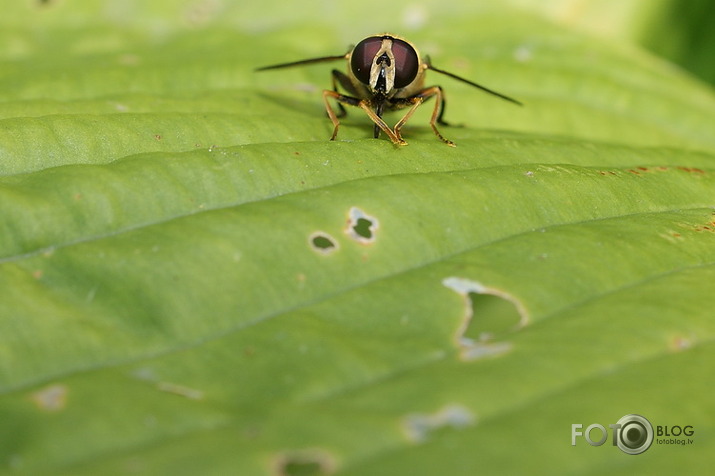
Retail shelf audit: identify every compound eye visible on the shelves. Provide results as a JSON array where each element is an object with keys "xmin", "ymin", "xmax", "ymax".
[
  {"xmin": 350, "ymin": 37, "xmax": 382, "ymax": 84},
  {"xmin": 391, "ymin": 38, "xmax": 419, "ymax": 88}
]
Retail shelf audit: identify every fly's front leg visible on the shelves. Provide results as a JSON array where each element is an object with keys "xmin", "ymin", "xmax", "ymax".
[
  {"xmin": 323, "ymin": 90, "xmax": 406, "ymax": 145},
  {"xmin": 358, "ymin": 101, "xmax": 407, "ymax": 145},
  {"xmin": 323, "ymin": 90, "xmax": 361, "ymax": 141},
  {"xmin": 392, "ymin": 96, "xmax": 424, "ymax": 145},
  {"xmin": 416, "ymin": 86, "xmax": 456, "ymax": 146},
  {"xmin": 392, "ymin": 86, "xmax": 455, "ymax": 146},
  {"xmin": 436, "ymin": 87, "xmax": 450, "ymax": 126},
  {"xmin": 331, "ymin": 69, "xmax": 356, "ymax": 118}
]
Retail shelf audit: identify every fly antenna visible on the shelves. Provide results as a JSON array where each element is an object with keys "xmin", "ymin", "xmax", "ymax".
[
  {"xmin": 256, "ymin": 54, "xmax": 349, "ymax": 72},
  {"xmin": 427, "ymin": 63, "xmax": 522, "ymax": 106}
]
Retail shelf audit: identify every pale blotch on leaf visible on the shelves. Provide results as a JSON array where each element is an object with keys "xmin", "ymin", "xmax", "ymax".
[
  {"xmin": 513, "ymin": 45, "xmax": 534, "ymax": 63},
  {"xmin": 402, "ymin": 4, "xmax": 429, "ymax": 29},
  {"xmin": 442, "ymin": 277, "xmax": 528, "ymax": 361},
  {"xmin": 669, "ymin": 335, "xmax": 693, "ymax": 352},
  {"xmin": 309, "ymin": 232, "xmax": 339, "ymax": 255},
  {"xmin": 30, "ymin": 384, "xmax": 68, "ymax": 412},
  {"xmin": 132, "ymin": 368, "xmax": 204, "ymax": 400},
  {"xmin": 402, "ymin": 404, "xmax": 475, "ymax": 443},
  {"xmin": 271, "ymin": 448, "xmax": 337, "ymax": 476},
  {"xmin": 345, "ymin": 207, "xmax": 378, "ymax": 244},
  {"xmin": 156, "ymin": 382, "xmax": 204, "ymax": 400}
]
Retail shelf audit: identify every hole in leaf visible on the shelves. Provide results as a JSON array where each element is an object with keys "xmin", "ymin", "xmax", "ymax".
[
  {"xmin": 345, "ymin": 207, "xmax": 378, "ymax": 244},
  {"xmin": 272, "ymin": 449, "xmax": 336, "ymax": 476},
  {"xmin": 443, "ymin": 277, "xmax": 528, "ymax": 361},
  {"xmin": 465, "ymin": 293, "xmax": 522, "ymax": 342},
  {"xmin": 353, "ymin": 218, "xmax": 373, "ymax": 239},
  {"xmin": 309, "ymin": 232, "xmax": 338, "ymax": 255},
  {"xmin": 284, "ymin": 461, "xmax": 321, "ymax": 476},
  {"xmin": 312, "ymin": 235, "xmax": 335, "ymax": 250}
]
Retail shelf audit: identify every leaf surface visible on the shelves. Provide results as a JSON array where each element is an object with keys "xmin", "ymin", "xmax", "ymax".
[{"xmin": 1, "ymin": 2, "xmax": 714, "ymax": 475}]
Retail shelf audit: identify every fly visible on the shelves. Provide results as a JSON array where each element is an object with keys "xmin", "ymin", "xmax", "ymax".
[{"xmin": 256, "ymin": 34, "xmax": 522, "ymax": 146}]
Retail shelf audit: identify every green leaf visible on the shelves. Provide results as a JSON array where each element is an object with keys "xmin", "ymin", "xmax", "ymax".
[{"xmin": 1, "ymin": 2, "xmax": 714, "ymax": 475}]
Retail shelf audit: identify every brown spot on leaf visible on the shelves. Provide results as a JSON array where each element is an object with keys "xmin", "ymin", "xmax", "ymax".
[{"xmin": 677, "ymin": 166, "xmax": 705, "ymax": 174}]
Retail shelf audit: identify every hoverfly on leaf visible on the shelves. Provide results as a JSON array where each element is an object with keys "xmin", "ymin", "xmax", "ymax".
[{"xmin": 257, "ymin": 34, "xmax": 521, "ymax": 146}]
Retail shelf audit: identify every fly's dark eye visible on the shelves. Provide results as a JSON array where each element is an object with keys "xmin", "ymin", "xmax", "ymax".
[
  {"xmin": 391, "ymin": 38, "xmax": 419, "ymax": 88},
  {"xmin": 351, "ymin": 37, "xmax": 382, "ymax": 84}
]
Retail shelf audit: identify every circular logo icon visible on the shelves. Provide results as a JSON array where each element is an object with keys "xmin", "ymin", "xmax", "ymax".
[{"xmin": 615, "ymin": 414, "xmax": 653, "ymax": 455}]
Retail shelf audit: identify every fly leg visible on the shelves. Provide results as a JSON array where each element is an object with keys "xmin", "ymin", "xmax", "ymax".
[
  {"xmin": 323, "ymin": 90, "xmax": 405, "ymax": 145},
  {"xmin": 393, "ymin": 86, "xmax": 456, "ymax": 146}
]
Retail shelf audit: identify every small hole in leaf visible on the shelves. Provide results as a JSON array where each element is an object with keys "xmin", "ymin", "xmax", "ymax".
[
  {"xmin": 353, "ymin": 218, "xmax": 373, "ymax": 239},
  {"xmin": 309, "ymin": 232, "xmax": 338, "ymax": 255},
  {"xmin": 345, "ymin": 207, "xmax": 378, "ymax": 244},
  {"xmin": 283, "ymin": 461, "xmax": 322, "ymax": 476},
  {"xmin": 273, "ymin": 450, "xmax": 336, "ymax": 476},
  {"xmin": 312, "ymin": 235, "xmax": 335, "ymax": 249}
]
